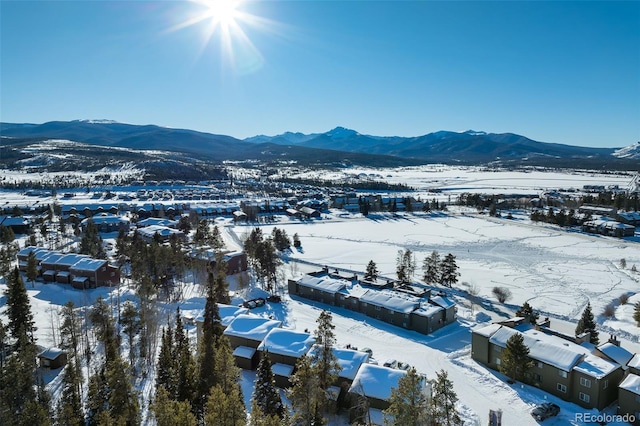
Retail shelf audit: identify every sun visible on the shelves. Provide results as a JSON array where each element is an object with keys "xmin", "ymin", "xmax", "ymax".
[{"xmin": 200, "ymin": 0, "xmax": 240, "ymax": 28}]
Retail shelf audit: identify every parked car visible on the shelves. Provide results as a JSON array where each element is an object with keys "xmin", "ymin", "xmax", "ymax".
[{"xmin": 530, "ymin": 402, "xmax": 560, "ymax": 421}]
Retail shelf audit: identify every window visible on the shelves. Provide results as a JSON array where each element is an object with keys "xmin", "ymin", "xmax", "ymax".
[
  {"xmin": 375, "ymin": 305, "xmax": 381, "ymax": 311},
  {"xmin": 558, "ymin": 370, "xmax": 568, "ymax": 378},
  {"xmin": 536, "ymin": 361, "xmax": 543, "ymax": 369},
  {"xmin": 495, "ymin": 358, "xmax": 501, "ymax": 365},
  {"xmin": 534, "ymin": 374, "xmax": 542, "ymax": 383},
  {"xmin": 603, "ymin": 380, "xmax": 608, "ymax": 389},
  {"xmin": 580, "ymin": 377, "xmax": 591, "ymax": 388},
  {"xmin": 557, "ymin": 383, "xmax": 567, "ymax": 393},
  {"xmin": 494, "ymin": 347, "xmax": 502, "ymax": 353},
  {"xmin": 579, "ymin": 392, "xmax": 590, "ymax": 403}
]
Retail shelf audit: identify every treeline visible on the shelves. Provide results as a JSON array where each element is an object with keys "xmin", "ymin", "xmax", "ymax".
[{"xmin": 276, "ymin": 176, "xmax": 413, "ymax": 191}]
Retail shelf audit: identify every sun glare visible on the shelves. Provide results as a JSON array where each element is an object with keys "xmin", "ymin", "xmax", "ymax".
[{"xmin": 166, "ymin": 0, "xmax": 272, "ymax": 74}]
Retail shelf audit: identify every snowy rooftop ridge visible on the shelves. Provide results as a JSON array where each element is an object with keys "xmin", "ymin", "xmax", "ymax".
[
  {"xmin": 257, "ymin": 328, "xmax": 316, "ymax": 357},
  {"xmin": 620, "ymin": 373, "xmax": 640, "ymax": 395},
  {"xmin": 223, "ymin": 314, "xmax": 282, "ymax": 340},
  {"xmin": 349, "ymin": 363, "xmax": 407, "ymax": 401}
]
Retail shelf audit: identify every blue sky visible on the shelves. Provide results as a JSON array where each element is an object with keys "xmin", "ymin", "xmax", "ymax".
[{"xmin": 1, "ymin": 1, "xmax": 639, "ymax": 148}]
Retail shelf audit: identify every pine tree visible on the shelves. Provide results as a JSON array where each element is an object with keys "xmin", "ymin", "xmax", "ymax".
[
  {"xmin": 383, "ymin": 367, "xmax": 429, "ymax": 426},
  {"xmin": 396, "ymin": 249, "xmax": 415, "ymax": 283},
  {"xmin": 210, "ymin": 225, "xmax": 225, "ymax": 249},
  {"xmin": 364, "ymin": 260, "xmax": 378, "ymax": 282},
  {"xmin": 89, "ymin": 296, "xmax": 117, "ymax": 362},
  {"xmin": 422, "ymin": 250, "xmax": 440, "ymax": 285},
  {"xmin": 152, "ymin": 386, "xmax": 197, "ymax": 426},
  {"xmin": 249, "ymin": 402, "xmax": 288, "ymax": 426},
  {"xmin": 429, "ymin": 369, "xmax": 462, "ymax": 426},
  {"xmin": 214, "ymin": 336, "xmax": 242, "ymax": 395},
  {"xmin": 86, "ymin": 367, "xmax": 108, "ymax": 425},
  {"xmin": 293, "ymin": 233, "xmax": 301, "ymax": 249},
  {"xmin": 120, "ymin": 300, "xmax": 140, "ymax": 368},
  {"xmin": 195, "ymin": 272, "xmax": 223, "ymax": 419},
  {"xmin": 156, "ymin": 325, "xmax": 176, "ymax": 397},
  {"xmin": 312, "ymin": 310, "xmax": 341, "ymax": 392},
  {"xmin": 174, "ymin": 309, "xmax": 197, "ymax": 403},
  {"xmin": 105, "ymin": 355, "xmax": 140, "ymax": 425},
  {"xmin": 515, "ymin": 302, "xmax": 539, "ymax": 324},
  {"xmin": 26, "ymin": 250, "xmax": 38, "ymax": 286},
  {"xmin": 439, "ymin": 253, "xmax": 460, "ymax": 287},
  {"xmin": 213, "ymin": 252, "xmax": 231, "ymax": 304},
  {"xmin": 204, "ymin": 385, "xmax": 246, "ymax": 426},
  {"xmin": 634, "ymin": 302, "xmax": 640, "ymax": 327},
  {"xmin": 4, "ymin": 267, "xmax": 36, "ymax": 339},
  {"xmin": 575, "ymin": 302, "xmax": 599, "ymax": 345},
  {"xmin": 288, "ymin": 355, "xmax": 325, "ymax": 426},
  {"xmin": 56, "ymin": 359, "xmax": 84, "ymax": 426},
  {"xmin": 251, "ymin": 351, "xmax": 285, "ymax": 419},
  {"xmin": 500, "ymin": 333, "xmax": 533, "ymax": 382}
]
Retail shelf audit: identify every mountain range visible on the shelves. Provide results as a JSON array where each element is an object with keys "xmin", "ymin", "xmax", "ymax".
[{"xmin": 1, "ymin": 120, "xmax": 639, "ymax": 170}]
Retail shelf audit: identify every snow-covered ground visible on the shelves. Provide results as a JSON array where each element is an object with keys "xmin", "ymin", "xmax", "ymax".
[{"xmin": 1, "ymin": 166, "xmax": 639, "ymax": 424}]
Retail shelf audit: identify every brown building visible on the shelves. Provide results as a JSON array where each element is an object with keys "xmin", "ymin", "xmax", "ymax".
[{"xmin": 618, "ymin": 373, "xmax": 640, "ymax": 425}]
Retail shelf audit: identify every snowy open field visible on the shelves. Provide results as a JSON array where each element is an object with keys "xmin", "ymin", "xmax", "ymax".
[{"xmin": 1, "ymin": 166, "xmax": 639, "ymax": 425}]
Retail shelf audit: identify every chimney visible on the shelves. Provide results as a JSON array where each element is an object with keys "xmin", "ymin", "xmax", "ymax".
[{"xmin": 608, "ymin": 334, "xmax": 620, "ymax": 347}]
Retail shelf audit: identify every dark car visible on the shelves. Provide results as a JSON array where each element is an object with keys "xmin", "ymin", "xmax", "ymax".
[{"xmin": 531, "ymin": 402, "xmax": 560, "ymax": 421}]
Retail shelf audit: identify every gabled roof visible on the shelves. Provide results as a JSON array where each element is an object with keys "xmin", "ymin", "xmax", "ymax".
[
  {"xmin": 597, "ymin": 342, "xmax": 634, "ymax": 368},
  {"xmin": 431, "ymin": 295, "xmax": 455, "ymax": 309},
  {"xmin": 223, "ymin": 314, "xmax": 281, "ymax": 341},
  {"xmin": 257, "ymin": 328, "xmax": 315, "ymax": 358},
  {"xmin": 573, "ymin": 354, "xmax": 619, "ymax": 379},
  {"xmin": 349, "ymin": 363, "xmax": 406, "ymax": 401},
  {"xmin": 620, "ymin": 373, "xmax": 640, "ymax": 396},
  {"xmin": 360, "ymin": 289, "xmax": 419, "ymax": 313},
  {"xmin": 488, "ymin": 326, "xmax": 587, "ymax": 372},
  {"xmin": 298, "ymin": 275, "xmax": 347, "ymax": 294},
  {"xmin": 307, "ymin": 345, "xmax": 370, "ymax": 381},
  {"xmin": 70, "ymin": 257, "xmax": 107, "ymax": 272},
  {"xmin": 38, "ymin": 347, "xmax": 66, "ymax": 360},
  {"xmin": 628, "ymin": 353, "xmax": 640, "ymax": 370}
]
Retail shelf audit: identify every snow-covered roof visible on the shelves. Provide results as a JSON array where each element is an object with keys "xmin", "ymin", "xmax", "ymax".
[
  {"xmin": 137, "ymin": 225, "xmax": 183, "ymax": 238},
  {"xmin": 573, "ymin": 354, "xmax": 619, "ymax": 379},
  {"xmin": 598, "ymin": 342, "xmax": 634, "ymax": 368},
  {"xmin": 298, "ymin": 274, "xmax": 347, "ymax": 294},
  {"xmin": 628, "ymin": 353, "xmax": 640, "ymax": 370},
  {"xmin": 232, "ymin": 346, "xmax": 256, "ymax": 359},
  {"xmin": 137, "ymin": 217, "xmax": 176, "ymax": 227},
  {"xmin": 619, "ymin": 373, "xmax": 640, "ymax": 395},
  {"xmin": 70, "ymin": 257, "xmax": 107, "ymax": 272},
  {"xmin": 218, "ymin": 304, "xmax": 250, "ymax": 327},
  {"xmin": 349, "ymin": 363, "xmax": 406, "ymax": 401},
  {"xmin": 489, "ymin": 326, "xmax": 587, "ymax": 372},
  {"xmin": 38, "ymin": 347, "xmax": 65, "ymax": 360},
  {"xmin": 360, "ymin": 289, "xmax": 419, "ymax": 313},
  {"xmin": 57, "ymin": 253, "xmax": 89, "ymax": 266},
  {"xmin": 473, "ymin": 323, "xmax": 502, "ymax": 338},
  {"xmin": 81, "ymin": 214, "xmax": 128, "ymax": 225},
  {"xmin": 272, "ymin": 363, "xmax": 294, "ymax": 378},
  {"xmin": 223, "ymin": 314, "xmax": 282, "ymax": 341},
  {"xmin": 307, "ymin": 345, "xmax": 370, "ymax": 380},
  {"xmin": 430, "ymin": 295, "xmax": 455, "ymax": 309},
  {"xmin": 257, "ymin": 328, "xmax": 315, "ymax": 358},
  {"xmin": 413, "ymin": 304, "xmax": 444, "ymax": 318}
]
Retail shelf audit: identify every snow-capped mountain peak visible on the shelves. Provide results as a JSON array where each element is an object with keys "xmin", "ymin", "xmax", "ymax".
[{"xmin": 613, "ymin": 141, "xmax": 640, "ymax": 159}]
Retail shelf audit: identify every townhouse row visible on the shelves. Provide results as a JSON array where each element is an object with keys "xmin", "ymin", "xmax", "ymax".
[
  {"xmin": 472, "ymin": 317, "xmax": 640, "ymax": 423},
  {"xmin": 287, "ymin": 268, "xmax": 457, "ymax": 335}
]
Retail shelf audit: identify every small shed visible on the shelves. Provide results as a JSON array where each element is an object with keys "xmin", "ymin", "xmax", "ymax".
[{"xmin": 38, "ymin": 347, "xmax": 67, "ymax": 369}]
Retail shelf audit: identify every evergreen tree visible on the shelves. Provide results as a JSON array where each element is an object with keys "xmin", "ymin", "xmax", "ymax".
[
  {"xmin": 429, "ymin": 369, "xmax": 462, "ymax": 426},
  {"xmin": 515, "ymin": 302, "xmax": 540, "ymax": 324},
  {"xmin": 634, "ymin": 302, "xmax": 640, "ymax": 327},
  {"xmin": 249, "ymin": 402, "xmax": 288, "ymax": 426},
  {"xmin": 25, "ymin": 251, "xmax": 38, "ymax": 286},
  {"xmin": 89, "ymin": 296, "xmax": 117, "ymax": 362},
  {"xmin": 251, "ymin": 351, "xmax": 285, "ymax": 419},
  {"xmin": 214, "ymin": 336, "xmax": 242, "ymax": 396},
  {"xmin": 120, "ymin": 301, "xmax": 140, "ymax": 368},
  {"xmin": 151, "ymin": 386, "xmax": 197, "ymax": 426},
  {"xmin": 383, "ymin": 367, "xmax": 429, "ymax": 426},
  {"xmin": 364, "ymin": 260, "xmax": 378, "ymax": 282},
  {"xmin": 500, "ymin": 333, "xmax": 533, "ymax": 383},
  {"xmin": 575, "ymin": 302, "xmax": 599, "ymax": 345},
  {"xmin": 255, "ymin": 238, "xmax": 281, "ymax": 292},
  {"xmin": 396, "ymin": 249, "xmax": 415, "ymax": 283},
  {"xmin": 244, "ymin": 228, "xmax": 263, "ymax": 263},
  {"xmin": 104, "ymin": 354, "xmax": 140, "ymax": 425},
  {"xmin": 312, "ymin": 311, "xmax": 341, "ymax": 392},
  {"xmin": 422, "ymin": 251, "xmax": 440, "ymax": 285},
  {"xmin": 194, "ymin": 272, "xmax": 223, "ymax": 419},
  {"xmin": 212, "ymin": 252, "xmax": 231, "ymax": 305},
  {"xmin": 4, "ymin": 267, "xmax": 36, "ymax": 339},
  {"xmin": 439, "ymin": 253, "xmax": 460, "ymax": 287},
  {"xmin": 156, "ymin": 325, "xmax": 176, "ymax": 398},
  {"xmin": 56, "ymin": 359, "xmax": 84, "ymax": 426},
  {"xmin": 271, "ymin": 228, "xmax": 291, "ymax": 252},
  {"xmin": 79, "ymin": 220, "xmax": 105, "ymax": 259},
  {"xmin": 288, "ymin": 355, "xmax": 325, "ymax": 426},
  {"xmin": 293, "ymin": 233, "xmax": 301, "ymax": 249},
  {"xmin": 174, "ymin": 309, "xmax": 197, "ymax": 403},
  {"xmin": 86, "ymin": 367, "xmax": 108, "ymax": 425},
  {"xmin": 204, "ymin": 385, "xmax": 246, "ymax": 426},
  {"xmin": 210, "ymin": 225, "xmax": 225, "ymax": 249}
]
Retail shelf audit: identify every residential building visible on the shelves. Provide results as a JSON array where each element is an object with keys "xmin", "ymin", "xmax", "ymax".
[
  {"xmin": 618, "ymin": 374, "xmax": 640, "ymax": 425},
  {"xmin": 472, "ymin": 320, "xmax": 623, "ymax": 410}
]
